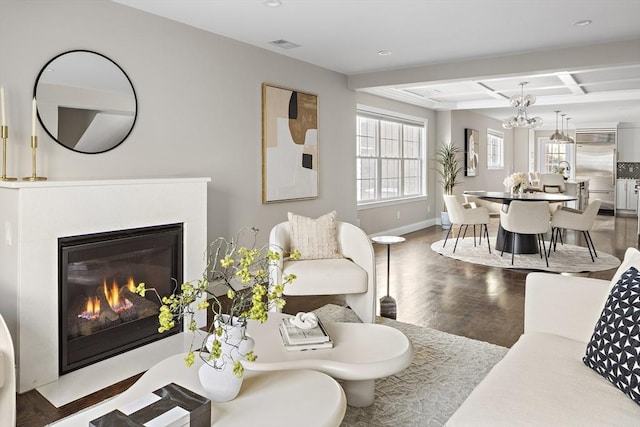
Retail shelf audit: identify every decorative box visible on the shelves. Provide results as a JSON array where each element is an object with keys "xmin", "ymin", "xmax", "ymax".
[{"xmin": 89, "ymin": 383, "xmax": 211, "ymax": 427}]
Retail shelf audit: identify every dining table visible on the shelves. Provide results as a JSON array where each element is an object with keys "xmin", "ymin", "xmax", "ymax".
[{"xmin": 464, "ymin": 191, "xmax": 577, "ymax": 254}]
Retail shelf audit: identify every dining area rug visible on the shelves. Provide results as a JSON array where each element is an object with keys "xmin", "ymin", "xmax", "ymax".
[{"xmin": 430, "ymin": 237, "xmax": 620, "ymax": 273}]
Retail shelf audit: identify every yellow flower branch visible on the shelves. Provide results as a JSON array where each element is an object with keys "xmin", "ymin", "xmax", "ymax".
[{"xmin": 134, "ymin": 227, "xmax": 297, "ymax": 376}]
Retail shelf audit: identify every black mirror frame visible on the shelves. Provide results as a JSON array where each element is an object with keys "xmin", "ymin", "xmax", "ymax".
[{"xmin": 33, "ymin": 49, "xmax": 138, "ymax": 154}]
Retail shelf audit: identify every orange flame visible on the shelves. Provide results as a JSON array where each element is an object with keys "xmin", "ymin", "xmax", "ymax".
[
  {"xmin": 79, "ymin": 278, "xmax": 134, "ymax": 320},
  {"xmin": 86, "ymin": 296, "xmax": 100, "ymax": 314},
  {"xmin": 102, "ymin": 279, "xmax": 120, "ymax": 308},
  {"xmin": 79, "ymin": 296, "xmax": 101, "ymax": 320}
]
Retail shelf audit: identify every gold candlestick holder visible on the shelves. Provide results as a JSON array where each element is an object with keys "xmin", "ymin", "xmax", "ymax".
[
  {"xmin": 1, "ymin": 125, "xmax": 17, "ymax": 181},
  {"xmin": 22, "ymin": 135, "xmax": 47, "ymax": 181}
]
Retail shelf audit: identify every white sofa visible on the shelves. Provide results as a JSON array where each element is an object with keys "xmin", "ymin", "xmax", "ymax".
[{"xmin": 447, "ymin": 247, "xmax": 640, "ymax": 426}]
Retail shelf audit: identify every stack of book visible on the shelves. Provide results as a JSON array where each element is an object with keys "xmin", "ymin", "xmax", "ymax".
[{"xmin": 278, "ymin": 317, "xmax": 333, "ymax": 351}]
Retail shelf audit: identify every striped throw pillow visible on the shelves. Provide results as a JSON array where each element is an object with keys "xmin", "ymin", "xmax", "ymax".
[{"xmin": 288, "ymin": 211, "xmax": 342, "ymax": 260}]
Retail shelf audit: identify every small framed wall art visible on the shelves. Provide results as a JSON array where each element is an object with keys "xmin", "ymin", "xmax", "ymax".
[
  {"xmin": 465, "ymin": 128, "xmax": 479, "ymax": 177},
  {"xmin": 262, "ymin": 84, "xmax": 318, "ymax": 203}
]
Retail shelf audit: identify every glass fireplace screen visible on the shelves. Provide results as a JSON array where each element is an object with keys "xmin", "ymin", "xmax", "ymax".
[{"xmin": 58, "ymin": 223, "xmax": 183, "ymax": 374}]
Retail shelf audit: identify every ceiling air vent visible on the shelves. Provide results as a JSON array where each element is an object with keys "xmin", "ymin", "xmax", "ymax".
[{"xmin": 269, "ymin": 39, "xmax": 301, "ymax": 50}]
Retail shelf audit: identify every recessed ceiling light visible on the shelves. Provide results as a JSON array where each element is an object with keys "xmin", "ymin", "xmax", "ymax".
[
  {"xmin": 264, "ymin": 0, "xmax": 282, "ymax": 7},
  {"xmin": 573, "ymin": 19, "xmax": 592, "ymax": 27},
  {"xmin": 378, "ymin": 50, "xmax": 392, "ymax": 56}
]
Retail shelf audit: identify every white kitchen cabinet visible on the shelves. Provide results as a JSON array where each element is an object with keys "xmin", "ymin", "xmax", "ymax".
[
  {"xmin": 617, "ymin": 126, "xmax": 640, "ymax": 162},
  {"xmin": 617, "ymin": 179, "xmax": 627, "ymax": 209},
  {"xmin": 627, "ymin": 183, "xmax": 638, "ymax": 213},
  {"xmin": 616, "ymin": 179, "xmax": 638, "ymax": 212}
]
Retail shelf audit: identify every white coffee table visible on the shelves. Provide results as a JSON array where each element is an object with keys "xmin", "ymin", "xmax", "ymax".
[
  {"xmin": 244, "ymin": 313, "xmax": 413, "ymax": 407},
  {"xmin": 51, "ymin": 352, "xmax": 346, "ymax": 427}
]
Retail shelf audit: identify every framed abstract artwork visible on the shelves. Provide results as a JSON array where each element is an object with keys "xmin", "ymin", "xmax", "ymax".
[
  {"xmin": 465, "ymin": 128, "xmax": 479, "ymax": 177},
  {"xmin": 262, "ymin": 84, "xmax": 318, "ymax": 203}
]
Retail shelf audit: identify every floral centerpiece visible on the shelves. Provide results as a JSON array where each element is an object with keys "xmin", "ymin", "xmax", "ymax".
[
  {"xmin": 136, "ymin": 228, "xmax": 298, "ymax": 380},
  {"xmin": 503, "ymin": 172, "xmax": 528, "ymax": 195}
]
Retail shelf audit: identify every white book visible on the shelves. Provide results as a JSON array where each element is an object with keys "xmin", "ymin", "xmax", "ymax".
[
  {"xmin": 278, "ymin": 324, "xmax": 334, "ymax": 351},
  {"xmin": 280, "ymin": 317, "xmax": 330, "ymax": 344}
]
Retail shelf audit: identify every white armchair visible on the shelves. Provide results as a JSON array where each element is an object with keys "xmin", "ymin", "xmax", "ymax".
[
  {"xmin": 269, "ymin": 221, "xmax": 376, "ymax": 323},
  {"xmin": 0, "ymin": 314, "xmax": 16, "ymax": 427}
]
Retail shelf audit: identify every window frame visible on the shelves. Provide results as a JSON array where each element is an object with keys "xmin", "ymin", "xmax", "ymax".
[
  {"xmin": 537, "ymin": 137, "xmax": 574, "ymax": 174},
  {"xmin": 486, "ymin": 128, "xmax": 504, "ymax": 170},
  {"xmin": 356, "ymin": 106, "xmax": 428, "ymax": 208}
]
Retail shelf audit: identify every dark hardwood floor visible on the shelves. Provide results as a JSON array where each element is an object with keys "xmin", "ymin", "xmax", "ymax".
[{"xmin": 16, "ymin": 216, "xmax": 638, "ymax": 426}]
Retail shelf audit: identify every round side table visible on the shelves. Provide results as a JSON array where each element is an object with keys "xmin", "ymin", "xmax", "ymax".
[{"xmin": 371, "ymin": 235, "xmax": 405, "ymax": 319}]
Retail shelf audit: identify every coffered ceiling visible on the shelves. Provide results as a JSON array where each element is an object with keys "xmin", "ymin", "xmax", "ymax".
[
  {"xmin": 364, "ymin": 64, "xmax": 640, "ymax": 128},
  {"xmin": 112, "ymin": 0, "xmax": 640, "ymax": 128}
]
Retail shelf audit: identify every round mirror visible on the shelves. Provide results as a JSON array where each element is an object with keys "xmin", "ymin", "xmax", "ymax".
[{"xmin": 34, "ymin": 50, "xmax": 137, "ymax": 154}]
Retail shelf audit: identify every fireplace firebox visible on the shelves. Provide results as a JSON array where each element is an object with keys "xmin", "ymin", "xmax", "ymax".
[{"xmin": 59, "ymin": 224, "xmax": 183, "ymax": 374}]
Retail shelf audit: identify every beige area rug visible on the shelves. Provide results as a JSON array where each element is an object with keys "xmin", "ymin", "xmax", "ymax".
[
  {"xmin": 430, "ymin": 237, "xmax": 620, "ymax": 273},
  {"xmin": 313, "ymin": 304, "xmax": 508, "ymax": 427}
]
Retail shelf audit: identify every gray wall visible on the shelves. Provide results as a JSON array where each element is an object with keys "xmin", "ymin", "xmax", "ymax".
[
  {"xmin": 0, "ymin": 0, "xmax": 362, "ymax": 244},
  {"xmin": 431, "ymin": 110, "xmax": 518, "ymax": 216},
  {"xmin": 451, "ymin": 110, "xmax": 516, "ymax": 195},
  {"xmin": 1, "ymin": 1, "xmax": 522, "ymax": 243}
]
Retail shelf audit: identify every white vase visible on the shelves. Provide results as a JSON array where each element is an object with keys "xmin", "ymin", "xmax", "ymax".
[
  {"xmin": 198, "ymin": 315, "xmax": 255, "ymax": 402},
  {"xmin": 198, "ymin": 359, "xmax": 244, "ymax": 402},
  {"xmin": 441, "ymin": 211, "xmax": 452, "ymax": 229}
]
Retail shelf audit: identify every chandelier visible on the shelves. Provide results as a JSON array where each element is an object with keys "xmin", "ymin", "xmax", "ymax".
[{"xmin": 502, "ymin": 82, "xmax": 543, "ymax": 129}]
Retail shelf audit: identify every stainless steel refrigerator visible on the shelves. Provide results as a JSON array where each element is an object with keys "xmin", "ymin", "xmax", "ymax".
[{"xmin": 575, "ymin": 130, "xmax": 617, "ymax": 213}]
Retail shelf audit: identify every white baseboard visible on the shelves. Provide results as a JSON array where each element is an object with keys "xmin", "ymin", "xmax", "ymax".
[{"xmin": 369, "ymin": 219, "xmax": 435, "ymax": 238}]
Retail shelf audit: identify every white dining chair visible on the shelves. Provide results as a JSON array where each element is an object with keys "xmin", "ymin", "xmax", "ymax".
[
  {"xmin": 548, "ymin": 199, "xmax": 602, "ymax": 262},
  {"xmin": 443, "ymin": 195, "xmax": 491, "ymax": 253},
  {"xmin": 463, "ymin": 192, "xmax": 501, "ymax": 217},
  {"xmin": 499, "ymin": 201, "xmax": 551, "ymax": 267},
  {"xmin": 539, "ymin": 173, "xmax": 566, "ymax": 193},
  {"xmin": 539, "ymin": 174, "xmax": 567, "ymax": 213},
  {"xmin": 527, "ymin": 172, "xmax": 540, "ymax": 189}
]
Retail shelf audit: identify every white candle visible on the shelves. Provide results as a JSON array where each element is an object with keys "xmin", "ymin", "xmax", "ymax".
[
  {"xmin": 31, "ymin": 98, "xmax": 37, "ymax": 136},
  {"xmin": 1, "ymin": 86, "xmax": 6, "ymax": 127}
]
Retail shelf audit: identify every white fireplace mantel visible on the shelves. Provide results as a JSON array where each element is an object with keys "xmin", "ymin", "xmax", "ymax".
[{"xmin": 0, "ymin": 177, "xmax": 210, "ymax": 401}]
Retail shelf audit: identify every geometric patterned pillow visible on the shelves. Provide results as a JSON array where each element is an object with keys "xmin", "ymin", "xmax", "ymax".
[
  {"xmin": 287, "ymin": 211, "xmax": 342, "ymax": 260},
  {"xmin": 583, "ymin": 266, "xmax": 640, "ymax": 405}
]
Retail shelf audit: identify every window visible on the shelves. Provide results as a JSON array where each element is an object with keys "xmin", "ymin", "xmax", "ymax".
[
  {"xmin": 538, "ymin": 137, "xmax": 573, "ymax": 173},
  {"xmin": 356, "ymin": 111, "xmax": 426, "ymax": 204},
  {"xmin": 486, "ymin": 129, "xmax": 504, "ymax": 169}
]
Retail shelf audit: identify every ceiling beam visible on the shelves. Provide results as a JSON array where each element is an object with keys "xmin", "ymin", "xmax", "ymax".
[
  {"xmin": 557, "ymin": 72, "xmax": 586, "ymax": 95},
  {"xmin": 348, "ymin": 39, "xmax": 640, "ymax": 90},
  {"xmin": 453, "ymin": 90, "xmax": 640, "ymax": 110}
]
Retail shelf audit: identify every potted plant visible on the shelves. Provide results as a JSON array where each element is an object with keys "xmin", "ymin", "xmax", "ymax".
[
  {"xmin": 136, "ymin": 227, "xmax": 298, "ymax": 402},
  {"xmin": 434, "ymin": 141, "xmax": 463, "ymax": 229}
]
